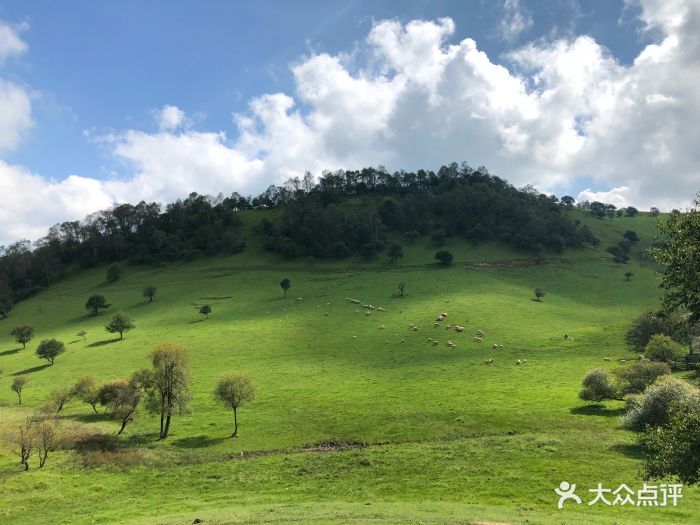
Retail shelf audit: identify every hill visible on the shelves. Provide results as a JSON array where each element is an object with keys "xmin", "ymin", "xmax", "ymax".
[{"xmin": 0, "ymin": 207, "xmax": 697, "ymax": 524}]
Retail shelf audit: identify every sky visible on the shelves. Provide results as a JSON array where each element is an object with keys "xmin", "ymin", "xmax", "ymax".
[{"xmin": 0, "ymin": 0, "xmax": 699, "ymax": 245}]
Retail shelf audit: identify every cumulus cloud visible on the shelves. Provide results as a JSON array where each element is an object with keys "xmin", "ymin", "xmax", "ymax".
[
  {"xmin": 499, "ymin": 0, "xmax": 534, "ymax": 42},
  {"xmin": 577, "ymin": 186, "xmax": 632, "ymax": 208},
  {"xmin": 153, "ymin": 104, "xmax": 186, "ymax": 131},
  {"xmin": 0, "ymin": 20, "xmax": 27, "ymax": 64},
  {"xmin": 2, "ymin": 0, "xmax": 700, "ymax": 244}
]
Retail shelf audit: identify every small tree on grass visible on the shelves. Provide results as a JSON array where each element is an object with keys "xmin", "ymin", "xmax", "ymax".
[
  {"xmin": 35, "ymin": 417, "xmax": 60, "ymax": 469},
  {"xmin": 644, "ymin": 334, "xmax": 686, "ymax": 367},
  {"xmin": 435, "ymin": 250, "xmax": 453, "ymax": 266},
  {"xmin": 625, "ymin": 272, "xmax": 634, "ymax": 281},
  {"xmin": 579, "ymin": 368, "xmax": 618, "ymax": 402},
  {"xmin": 199, "ymin": 305, "xmax": 212, "ymax": 319},
  {"xmin": 143, "ymin": 286, "xmax": 157, "ymax": 302},
  {"xmin": 85, "ymin": 295, "xmax": 110, "ymax": 316},
  {"xmin": 144, "ymin": 343, "xmax": 191, "ymax": 439},
  {"xmin": 76, "ymin": 330, "xmax": 87, "ymax": 342},
  {"xmin": 280, "ymin": 278, "xmax": 291, "ymax": 298},
  {"xmin": 36, "ymin": 338, "xmax": 65, "ymax": 365},
  {"xmin": 73, "ymin": 375, "xmax": 100, "ymax": 413},
  {"xmin": 388, "ymin": 243, "xmax": 403, "ymax": 264},
  {"xmin": 105, "ymin": 312, "xmax": 135, "ymax": 340},
  {"xmin": 397, "ymin": 282, "xmax": 406, "ymax": 297},
  {"xmin": 98, "ymin": 373, "xmax": 145, "ymax": 435},
  {"xmin": 12, "ymin": 376, "xmax": 29, "ymax": 404},
  {"xmin": 106, "ymin": 265, "xmax": 121, "ymax": 282},
  {"xmin": 10, "ymin": 325, "xmax": 34, "ymax": 349},
  {"xmin": 623, "ymin": 230, "xmax": 640, "ymax": 242},
  {"xmin": 534, "ymin": 288, "xmax": 546, "ymax": 302},
  {"xmin": 47, "ymin": 387, "xmax": 73, "ymax": 414},
  {"xmin": 214, "ymin": 372, "xmax": 256, "ymax": 438},
  {"xmin": 13, "ymin": 416, "xmax": 34, "ymax": 471}
]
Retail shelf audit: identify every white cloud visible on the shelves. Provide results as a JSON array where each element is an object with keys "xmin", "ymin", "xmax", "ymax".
[
  {"xmin": 153, "ymin": 104, "xmax": 185, "ymax": 131},
  {"xmin": 0, "ymin": 20, "xmax": 27, "ymax": 64},
  {"xmin": 577, "ymin": 186, "xmax": 631, "ymax": 208},
  {"xmin": 0, "ymin": 79, "xmax": 32, "ymax": 152},
  {"xmin": 2, "ymin": 1, "xmax": 700, "ymax": 244},
  {"xmin": 500, "ymin": 0, "xmax": 534, "ymax": 42}
]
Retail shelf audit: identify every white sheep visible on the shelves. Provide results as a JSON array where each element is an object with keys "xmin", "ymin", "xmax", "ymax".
[
  {"xmin": 379, "ymin": 324, "xmax": 385, "ymax": 330},
  {"xmin": 603, "ymin": 357, "xmax": 611, "ymax": 362},
  {"xmin": 455, "ymin": 325, "xmax": 465, "ymax": 333},
  {"xmin": 619, "ymin": 359, "xmax": 626, "ymax": 365}
]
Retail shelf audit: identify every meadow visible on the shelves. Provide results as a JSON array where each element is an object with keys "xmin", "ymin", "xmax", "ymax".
[{"xmin": 0, "ymin": 211, "xmax": 697, "ymax": 524}]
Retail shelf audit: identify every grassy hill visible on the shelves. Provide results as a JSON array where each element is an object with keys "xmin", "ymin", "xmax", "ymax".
[{"xmin": 0, "ymin": 210, "xmax": 697, "ymax": 524}]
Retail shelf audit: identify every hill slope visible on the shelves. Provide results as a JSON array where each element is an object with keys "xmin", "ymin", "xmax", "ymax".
[{"xmin": 0, "ymin": 211, "xmax": 697, "ymax": 525}]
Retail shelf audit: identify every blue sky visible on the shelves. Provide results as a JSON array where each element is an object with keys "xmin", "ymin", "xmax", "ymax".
[{"xmin": 0, "ymin": 0, "xmax": 698, "ymax": 244}]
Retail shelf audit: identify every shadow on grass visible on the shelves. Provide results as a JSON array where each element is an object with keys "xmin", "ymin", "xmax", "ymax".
[
  {"xmin": 12, "ymin": 363, "xmax": 51, "ymax": 375},
  {"xmin": 611, "ymin": 442, "xmax": 644, "ymax": 459},
  {"xmin": 0, "ymin": 348, "xmax": 20, "ymax": 356},
  {"xmin": 188, "ymin": 319, "xmax": 206, "ymax": 324},
  {"xmin": 570, "ymin": 405, "xmax": 626, "ymax": 417},
  {"xmin": 172, "ymin": 434, "xmax": 227, "ymax": 449},
  {"xmin": 64, "ymin": 412, "xmax": 114, "ymax": 423},
  {"xmin": 87, "ymin": 338, "xmax": 122, "ymax": 348}
]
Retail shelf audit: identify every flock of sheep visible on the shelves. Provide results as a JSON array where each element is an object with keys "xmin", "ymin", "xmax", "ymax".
[{"xmin": 344, "ymin": 298, "xmax": 531, "ymax": 366}]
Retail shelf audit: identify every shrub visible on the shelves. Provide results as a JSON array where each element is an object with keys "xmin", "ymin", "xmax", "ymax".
[
  {"xmin": 621, "ymin": 376, "xmax": 699, "ymax": 431},
  {"xmin": 579, "ymin": 368, "xmax": 618, "ymax": 402},
  {"xmin": 625, "ymin": 310, "xmax": 687, "ymax": 352},
  {"xmin": 615, "ymin": 361, "xmax": 671, "ymax": 395},
  {"xmin": 435, "ymin": 250, "xmax": 453, "ymax": 265},
  {"xmin": 106, "ymin": 266, "xmax": 121, "ymax": 282},
  {"xmin": 644, "ymin": 334, "xmax": 686, "ymax": 366}
]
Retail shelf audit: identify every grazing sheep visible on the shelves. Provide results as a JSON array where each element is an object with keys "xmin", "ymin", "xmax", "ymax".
[
  {"xmin": 474, "ymin": 336, "xmax": 483, "ymax": 343},
  {"xmin": 475, "ymin": 329, "xmax": 485, "ymax": 337},
  {"xmin": 295, "ymin": 297, "xmax": 304, "ymax": 303},
  {"xmin": 379, "ymin": 324, "xmax": 385, "ymax": 330},
  {"xmin": 493, "ymin": 343, "xmax": 498, "ymax": 349},
  {"xmin": 441, "ymin": 312, "xmax": 448, "ymax": 318},
  {"xmin": 353, "ymin": 336, "xmax": 357, "ymax": 339},
  {"xmin": 385, "ymin": 340, "xmax": 389, "ymax": 344},
  {"xmin": 484, "ymin": 358, "xmax": 494, "ymax": 364},
  {"xmin": 498, "ymin": 344, "xmax": 504, "ymax": 349},
  {"xmin": 436, "ymin": 316, "xmax": 444, "ymax": 322},
  {"xmin": 350, "ymin": 299, "xmax": 361, "ymax": 304},
  {"xmin": 516, "ymin": 359, "xmax": 522, "ymax": 365},
  {"xmin": 432, "ymin": 340, "xmax": 439, "ymax": 346},
  {"xmin": 522, "ymin": 359, "xmax": 527, "ymax": 363},
  {"xmin": 378, "ymin": 307, "xmax": 386, "ymax": 312},
  {"xmin": 434, "ymin": 322, "xmax": 440, "ymax": 327},
  {"xmin": 366, "ymin": 311, "xmax": 372, "ymax": 316},
  {"xmin": 445, "ymin": 324, "xmax": 451, "ymax": 329},
  {"xmin": 603, "ymin": 357, "xmax": 611, "ymax": 362},
  {"xmin": 619, "ymin": 359, "xmax": 626, "ymax": 365},
  {"xmin": 412, "ymin": 326, "xmax": 419, "ymax": 332},
  {"xmin": 454, "ymin": 325, "xmax": 465, "ymax": 333}
]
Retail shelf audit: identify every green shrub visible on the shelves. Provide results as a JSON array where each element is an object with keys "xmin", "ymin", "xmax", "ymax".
[
  {"xmin": 644, "ymin": 334, "xmax": 686, "ymax": 366},
  {"xmin": 615, "ymin": 361, "xmax": 671, "ymax": 394},
  {"xmin": 579, "ymin": 368, "xmax": 618, "ymax": 402},
  {"xmin": 621, "ymin": 376, "xmax": 699, "ymax": 431}
]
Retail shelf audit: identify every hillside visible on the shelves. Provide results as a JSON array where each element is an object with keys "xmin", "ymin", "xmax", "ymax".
[{"xmin": 0, "ymin": 210, "xmax": 697, "ymax": 525}]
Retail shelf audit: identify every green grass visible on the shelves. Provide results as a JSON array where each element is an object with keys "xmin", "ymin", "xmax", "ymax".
[{"xmin": 0, "ymin": 212, "xmax": 697, "ymax": 524}]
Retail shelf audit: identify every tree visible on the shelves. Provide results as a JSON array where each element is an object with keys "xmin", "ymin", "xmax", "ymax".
[
  {"xmin": 199, "ymin": 304, "xmax": 212, "ymax": 319},
  {"xmin": 76, "ymin": 330, "xmax": 87, "ymax": 342},
  {"xmin": 0, "ymin": 300, "xmax": 11, "ymax": 320},
  {"xmin": 644, "ymin": 334, "xmax": 686, "ymax": 366},
  {"xmin": 387, "ymin": 243, "xmax": 403, "ymax": 263},
  {"xmin": 10, "ymin": 325, "xmax": 33, "ymax": 349},
  {"xmin": 213, "ymin": 373, "xmax": 256, "ymax": 437},
  {"xmin": 143, "ymin": 286, "xmax": 157, "ymax": 302},
  {"xmin": 397, "ymin": 282, "xmax": 405, "ymax": 297},
  {"xmin": 85, "ymin": 295, "xmax": 110, "ymax": 316},
  {"xmin": 625, "ymin": 271, "xmax": 634, "ymax": 281},
  {"xmin": 651, "ymin": 199, "xmax": 700, "ymax": 322},
  {"xmin": 73, "ymin": 375, "xmax": 100, "ymax": 413},
  {"xmin": 404, "ymin": 230, "xmax": 419, "ymax": 243},
  {"xmin": 579, "ymin": 368, "xmax": 619, "ymax": 402},
  {"xmin": 12, "ymin": 376, "xmax": 29, "ymax": 404},
  {"xmin": 650, "ymin": 206, "xmax": 660, "ymax": 216},
  {"xmin": 12, "ymin": 416, "xmax": 35, "ymax": 471},
  {"xmin": 625, "ymin": 310, "xmax": 688, "ymax": 353},
  {"xmin": 435, "ymin": 250, "xmax": 453, "ymax": 265},
  {"xmin": 625, "ymin": 206, "xmax": 638, "ymax": 217},
  {"xmin": 98, "ymin": 374, "xmax": 144, "ymax": 434},
  {"xmin": 280, "ymin": 278, "xmax": 291, "ymax": 298},
  {"xmin": 623, "ymin": 230, "xmax": 640, "ymax": 242},
  {"xmin": 106, "ymin": 265, "xmax": 121, "ymax": 282},
  {"xmin": 560, "ymin": 195, "xmax": 575, "ymax": 207},
  {"xmin": 35, "ymin": 338, "xmax": 65, "ymax": 365},
  {"xmin": 641, "ymin": 397, "xmax": 700, "ymax": 484},
  {"xmin": 105, "ymin": 312, "xmax": 135, "ymax": 340},
  {"xmin": 144, "ymin": 343, "xmax": 191, "ymax": 439},
  {"xmin": 35, "ymin": 418, "xmax": 60, "ymax": 469},
  {"xmin": 47, "ymin": 387, "xmax": 73, "ymax": 414},
  {"xmin": 615, "ymin": 361, "xmax": 670, "ymax": 395},
  {"xmin": 534, "ymin": 288, "xmax": 546, "ymax": 301}
]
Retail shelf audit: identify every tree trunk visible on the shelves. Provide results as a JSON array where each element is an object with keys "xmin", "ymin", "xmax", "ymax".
[
  {"xmin": 118, "ymin": 416, "xmax": 131, "ymax": 435},
  {"xmin": 162, "ymin": 414, "xmax": 171, "ymax": 439},
  {"xmin": 91, "ymin": 402, "xmax": 98, "ymax": 414},
  {"xmin": 231, "ymin": 407, "xmax": 238, "ymax": 438},
  {"xmin": 17, "ymin": 393, "xmax": 22, "ymax": 405},
  {"xmin": 159, "ymin": 412, "xmax": 165, "ymax": 438},
  {"xmin": 119, "ymin": 331, "xmax": 123, "ymax": 340}
]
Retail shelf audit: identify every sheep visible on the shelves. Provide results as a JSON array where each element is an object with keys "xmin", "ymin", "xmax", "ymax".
[
  {"xmin": 445, "ymin": 324, "xmax": 452, "ymax": 330},
  {"xmin": 619, "ymin": 359, "xmax": 626, "ymax": 365},
  {"xmin": 516, "ymin": 359, "xmax": 522, "ymax": 365},
  {"xmin": 379, "ymin": 324, "xmax": 385, "ymax": 330},
  {"xmin": 434, "ymin": 322, "xmax": 440, "ymax": 327},
  {"xmin": 365, "ymin": 311, "xmax": 372, "ymax": 316},
  {"xmin": 432, "ymin": 340, "xmax": 439, "ymax": 346},
  {"xmin": 493, "ymin": 343, "xmax": 498, "ymax": 349},
  {"xmin": 441, "ymin": 312, "xmax": 448, "ymax": 318},
  {"xmin": 603, "ymin": 357, "xmax": 611, "ymax": 362},
  {"xmin": 454, "ymin": 325, "xmax": 465, "ymax": 333},
  {"xmin": 484, "ymin": 358, "xmax": 494, "ymax": 364},
  {"xmin": 475, "ymin": 329, "xmax": 485, "ymax": 337},
  {"xmin": 378, "ymin": 307, "xmax": 386, "ymax": 312},
  {"xmin": 350, "ymin": 299, "xmax": 361, "ymax": 304},
  {"xmin": 435, "ymin": 315, "xmax": 444, "ymax": 322},
  {"xmin": 353, "ymin": 336, "xmax": 357, "ymax": 339},
  {"xmin": 474, "ymin": 336, "xmax": 483, "ymax": 343},
  {"xmin": 522, "ymin": 359, "xmax": 527, "ymax": 363},
  {"xmin": 498, "ymin": 344, "xmax": 504, "ymax": 349},
  {"xmin": 385, "ymin": 340, "xmax": 389, "ymax": 344},
  {"xmin": 295, "ymin": 297, "xmax": 304, "ymax": 303},
  {"xmin": 412, "ymin": 326, "xmax": 419, "ymax": 332}
]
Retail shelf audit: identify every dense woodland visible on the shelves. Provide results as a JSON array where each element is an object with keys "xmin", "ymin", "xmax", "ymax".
[{"xmin": 0, "ymin": 163, "xmax": 608, "ymax": 313}]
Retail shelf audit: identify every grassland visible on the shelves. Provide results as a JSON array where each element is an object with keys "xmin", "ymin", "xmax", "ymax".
[{"xmin": 0, "ymin": 211, "xmax": 697, "ymax": 524}]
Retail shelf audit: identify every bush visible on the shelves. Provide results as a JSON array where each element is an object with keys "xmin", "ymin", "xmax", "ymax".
[
  {"xmin": 579, "ymin": 368, "xmax": 618, "ymax": 402},
  {"xmin": 435, "ymin": 250, "xmax": 453, "ymax": 265},
  {"xmin": 625, "ymin": 310, "xmax": 686, "ymax": 352},
  {"xmin": 615, "ymin": 361, "xmax": 671, "ymax": 395},
  {"xmin": 644, "ymin": 334, "xmax": 686, "ymax": 367},
  {"xmin": 621, "ymin": 376, "xmax": 699, "ymax": 431},
  {"xmin": 641, "ymin": 396, "xmax": 700, "ymax": 484}
]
